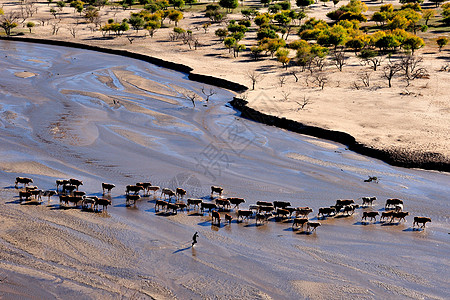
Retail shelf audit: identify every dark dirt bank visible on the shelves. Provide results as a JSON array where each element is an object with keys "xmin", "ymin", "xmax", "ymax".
[{"xmin": 2, "ymin": 36, "xmax": 448, "ymax": 173}]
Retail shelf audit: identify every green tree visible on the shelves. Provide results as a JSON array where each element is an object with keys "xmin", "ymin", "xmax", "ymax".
[
  {"xmin": 296, "ymin": 0, "xmax": 314, "ymax": 10},
  {"xmin": 0, "ymin": 12, "xmax": 19, "ymax": 36},
  {"xmin": 215, "ymin": 28, "xmax": 228, "ymax": 40},
  {"xmin": 168, "ymin": 10, "xmax": 183, "ymax": 26},
  {"xmin": 402, "ymin": 35, "xmax": 424, "ymax": 54},
  {"xmin": 129, "ymin": 14, "xmax": 145, "ymax": 31},
  {"xmin": 145, "ymin": 20, "xmax": 160, "ymax": 37},
  {"xmin": 436, "ymin": 36, "xmax": 448, "ymax": 52},
  {"xmin": 276, "ymin": 48, "xmax": 291, "ymax": 69},
  {"xmin": 345, "ymin": 37, "xmax": 365, "ymax": 53},
  {"xmin": 84, "ymin": 6, "xmax": 99, "ymax": 23},
  {"xmin": 185, "ymin": 0, "xmax": 196, "ymax": 7},
  {"xmin": 219, "ymin": 0, "xmax": 238, "ymax": 13},
  {"xmin": 56, "ymin": 1, "xmax": 66, "ymax": 11},
  {"xmin": 26, "ymin": 21, "xmax": 35, "ymax": 33}
]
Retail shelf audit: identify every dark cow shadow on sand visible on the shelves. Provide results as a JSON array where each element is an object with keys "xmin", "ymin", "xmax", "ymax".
[
  {"xmin": 353, "ymin": 221, "xmax": 382, "ymax": 226},
  {"xmin": 197, "ymin": 220, "xmax": 212, "ymax": 227}
]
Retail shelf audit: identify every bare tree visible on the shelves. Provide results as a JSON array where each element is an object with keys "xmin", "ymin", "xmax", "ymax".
[
  {"xmin": 295, "ymin": 96, "xmax": 311, "ymax": 111},
  {"xmin": 247, "ymin": 71, "xmax": 262, "ymax": 90},
  {"xmin": 312, "ymin": 73, "xmax": 327, "ymax": 90},
  {"xmin": 332, "ymin": 50, "xmax": 346, "ymax": 71},
  {"xmin": 359, "ymin": 71, "xmax": 371, "ymax": 87},
  {"xmin": 281, "ymin": 90, "xmax": 290, "ymax": 102},
  {"xmin": 290, "ymin": 68, "xmax": 299, "ymax": 82},
  {"xmin": 69, "ymin": 25, "xmax": 78, "ymax": 38},
  {"xmin": 181, "ymin": 91, "xmax": 199, "ymax": 107},
  {"xmin": 201, "ymin": 87, "xmax": 217, "ymax": 103},
  {"xmin": 126, "ymin": 34, "xmax": 135, "ymax": 44},
  {"xmin": 51, "ymin": 20, "xmax": 61, "ymax": 35},
  {"xmin": 278, "ymin": 75, "xmax": 287, "ymax": 87},
  {"xmin": 383, "ymin": 62, "xmax": 401, "ymax": 88},
  {"xmin": 399, "ymin": 55, "xmax": 428, "ymax": 87}
]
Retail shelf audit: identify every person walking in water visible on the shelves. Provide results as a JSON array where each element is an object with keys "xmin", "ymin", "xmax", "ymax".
[{"xmin": 192, "ymin": 232, "xmax": 199, "ymax": 247}]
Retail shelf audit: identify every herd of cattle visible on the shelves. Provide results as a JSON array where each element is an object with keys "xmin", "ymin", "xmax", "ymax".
[{"xmin": 13, "ymin": 176, "xmax": 432, "ymax": 232}]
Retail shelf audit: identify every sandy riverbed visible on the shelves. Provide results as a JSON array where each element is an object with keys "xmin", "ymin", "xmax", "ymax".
[{"xmin": 0, "ymin": 40, "xmax": 449, "ymax": 299}]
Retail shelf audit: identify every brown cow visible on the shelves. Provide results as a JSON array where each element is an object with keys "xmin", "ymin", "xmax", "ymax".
[
  {"xmin": 227, "ymin": 197, "xmax": 245, "ymax": 209},
  {"xmin": 212, "ymin": 211, "xmax": 220, "ymax": 225},
  {"xmin": 318, "ymin": 207, "xmax": 335, "ymax": 218},
  {"xmin": 155, "ymin": 200, "xmax": 168, "ymax": 212},
  {"xmin": 225, "ymin": 213, "xmax": 233, "ymax": 224},
  {"xmin": 336, "ymin": 199, "xmax": 355, "ymax": 206},
  {"xmin": 211, "ymin": 186, "xmax": 224, "ymax": 197},
  {"xmin": 276, "ymin": 208, "xmax": 290, "ymax": 219},
  {"xmin": 187, "ymin": 198, "xmax": 202, "ymax": 210},
  {"xmin": 258, "ymin": 205, "xmax": 275, "ymax": 213},
  {"xmin": 237, "ymin": 209, "xmax": 252, "ymax": 221},
  {"xmin": 390, "ymin": 211, "xmax": 409, "ymax": 223},
  {"xmin": 82, "ymin": 196, "xmax": 98, "ymax": 210},
  {"xmin": 216, "ymin": 198, "xmax": 231, "ymax": 210},
  {"xmin": 362, "ymin": 211, "xmax": 379, "ymax": 222},
  {"xmin": 69, "ymin": 178, "xmax": 83, "ymax": 190},
  {"xmin": 385, "ymin": 198, "xmax": 403, "ymax": 209},
  {"xmin": 292, "ymin": 218, "xmax": 308, "ymax": 230},
  {"xmin": 362, "ymin": 197, "xmax": 376, "ymax": 206},
  {"xmin": 15, "ymin": 177, "xmax": 33, "ymax": 189},
  {"xmin": 25, "ymin": 186, "xmax": 38, "ymax": 192},
  {"xmin": 56, "ymin": 179, "xmax": 70, "ymax": 192},
  {"xmin": 147, "ymin": 186, "xmax": 160, "ymax": 195},
  {"xmin": 95, "ymin": 198, "xmax": 111, "ymax": 211},
  {"xmin": 166, "ymin": 203, "xmax": 179, "ymax": 214},
  {"xmin": 413, "ymin": 216, "xmax": 431, "ymax": 228},
  {"xmin": 343, "ymin": 204, "xmax": 359, "ymax": 216},
  {"xmin": 43, "ymin": 190, "xmax": 57, "ymax": 201},
  {"xmin": 381, "ymin": 211, "xmax": 395, "ymax": 221},
  {"xmin": 307, "ymin": 222, "xmax": 321, "ymax": 232},
  {"xmin": 273, "ymin": 201, "xmax": 291, "ymax": 209},
  {"xmin": 126, "ymin": 185, "xmax": 143, "ymax": 195},
  {"xmin": 255, "ymin": 213, "xmax": 269, "ymax": 225},
  {"xmin": 136, "ymin": 182, "xmax": 152, "ymax": 195},
  {"xmin": 161, "ymin": 188, "xmax": 175, "ymax": 201},
  {"xmin": 29, "ymin": 189, "xmax": 43, "ymax": 201},
  {"xmin": 295, "ymin": 207, "xmax": 313, "ymax": 218},
  {"xmin": 176, "ymin": 188, "xmax": 187, "ymax": 200},
  {"xmin": 126, "ymin": 194, "xmax": 141, "ymax": 206},
  {"xmin": 201, "ymin": 202, "xmax": 217, "ymax": 213},
  {"xmin": 19, "ymin": 191, "xmax": 32, "ymax": 202},
  {"xmin": 256, "ymin": 201, "xmax": 273, "ymax": 207},
  {"xmin": 102, "ymin": 183, "xmax": 115, "ymax": 195},
  {"xmin": 62, "ymin": 184, "xmax": 77, "ymax": 195}
]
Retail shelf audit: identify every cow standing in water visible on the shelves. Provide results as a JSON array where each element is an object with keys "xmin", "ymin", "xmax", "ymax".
[{"xmin": 211, "ymin": 186, "xmax": 223, "ymax": 198}]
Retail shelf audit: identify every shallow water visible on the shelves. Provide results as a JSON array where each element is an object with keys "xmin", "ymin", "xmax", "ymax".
[{"xmin": 0, "ymin": 40, "xmax": 449, "ymax": 299}]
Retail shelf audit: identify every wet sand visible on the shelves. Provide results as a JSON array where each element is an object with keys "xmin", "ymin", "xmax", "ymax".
[{"xmin": 0, "ymin": 41, "xmax": 449, "ymax": 299}]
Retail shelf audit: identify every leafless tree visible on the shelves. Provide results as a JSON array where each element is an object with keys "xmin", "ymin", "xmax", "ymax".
[
  {"xmin": 181, "ymin": 91, "xmax": 199, "ymax": 107},
  {"xmin": 278, "ymin": 75, "xmax": 287, "ymax": 87},
  {"xmin": 201, "ymin": 87, "xmax": 217, "ymax": 103},
  {"xmin": 295, "ymin": 96, "xmax": 311, "ymax": 111},
  {"xmin": 312, "ymin": 73, "xmax": 327, "ymax": 90},
  {"xmin": 332, "ymin": 50, "xmax": 346, "ymax": 71},
  {"xmin": 398, "ymin": 55, "xmax": 428, "ymax": 87},
  {"xmin": 311, "ymin": 56, "xmax": 326, "ymax": 73},
  {"xmin": 360, "ymin": 55, "xmax": 384, "ymax": 71},
  {"xmin": 290, "ymin": 68, "xmax": 299, "ymax": 82},
  {"xmin": 359, "ymin": 71, "xmax": 371, "ymax": 87},
  {"xmin": 383, "ymin": 62, "xmax": 401, "ymax": 88},
  {"xmin": 281, "ymin": 90, "xmax": 290, "ymax": 102},
  {"xmin": 247, "ymin": 71, "xmax": 262, "ymax": 90},
  {"xmin": 51, "ymin": 20, "xmax": 61, "ymax": 35},
  {"xmin": 69, "ymin": 25, "xmax": 78, "ymax": 38},
  {"xmin": 126, "ymin": 34, "xmax": 135, "ymax": 44}
]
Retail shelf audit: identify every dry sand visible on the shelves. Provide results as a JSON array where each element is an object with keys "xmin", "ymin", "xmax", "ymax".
[{"xmin": 0, "ymin": 40, "xmax": 449, "ymax": 299}]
